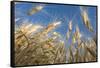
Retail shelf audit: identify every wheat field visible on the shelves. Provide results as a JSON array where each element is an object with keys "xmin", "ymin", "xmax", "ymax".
[{"xmin": 14, "ymin": 2, "xmax": 97, "ymax": 66}]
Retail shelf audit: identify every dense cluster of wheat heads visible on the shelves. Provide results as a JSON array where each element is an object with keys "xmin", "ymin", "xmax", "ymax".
[
  {"xmin": 67, "ymin": 38, "xmax": 97, "ymax": 63},
  {"xmin": 15, "ymin": 23, "xmax": 67, "ymax": 66}
]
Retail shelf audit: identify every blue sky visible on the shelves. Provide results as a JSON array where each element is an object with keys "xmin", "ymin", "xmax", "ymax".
[{"xmin": 15, "ymin": 2, "xmax": 97, "ymax": 47}]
